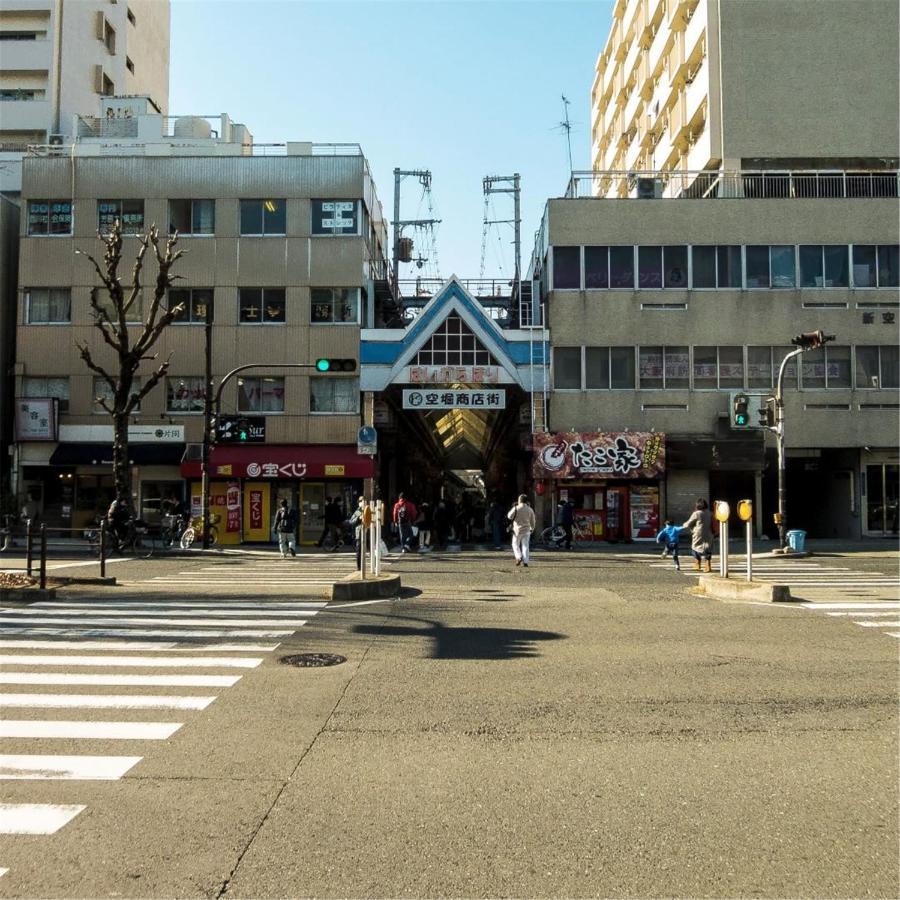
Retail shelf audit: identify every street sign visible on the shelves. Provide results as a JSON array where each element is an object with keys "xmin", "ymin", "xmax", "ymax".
[
  {"xmin": 217, "ymin": 416, "xmax": 265, "ymax": 443},
  {"xmin": 402, "ymin": 389, "xmax": 506, "ymax": 410},
  {"xmin": 357, "ymin": 425, "xmax": 377, "ymax": 456}
]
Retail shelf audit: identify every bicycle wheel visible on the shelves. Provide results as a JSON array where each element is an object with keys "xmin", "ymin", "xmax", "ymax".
[
  {"xmin": 179, "ymin": 527, "xmax": 196, "ymax": 549},
  {"xmin": 136, "ymin": 532, "xmax": 155, "ymax": 559},
  {"xmin": 207, "ymin": 525, "xmax": 218, "ymax": 546}
]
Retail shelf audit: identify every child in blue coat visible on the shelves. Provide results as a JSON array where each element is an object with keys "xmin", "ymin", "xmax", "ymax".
[{"xmin": 655, "ymin": 520, "xmax": 683, "ymax": 570}]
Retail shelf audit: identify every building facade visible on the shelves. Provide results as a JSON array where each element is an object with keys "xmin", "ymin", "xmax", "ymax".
[{"xmin": 12, "ymin": 102, "xmax": 390, "ymax": 544}]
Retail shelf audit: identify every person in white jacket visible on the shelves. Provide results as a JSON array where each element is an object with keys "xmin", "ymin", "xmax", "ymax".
[{"xmin": 507, "ymin": 494, "xmax": 536, "ymax": 567}]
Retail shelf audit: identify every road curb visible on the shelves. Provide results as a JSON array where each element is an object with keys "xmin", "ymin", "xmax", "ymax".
[
  {"xmin": 696, "ymin": 575, "xmax": 794, "ymax": 603},
  {"xmin": 331, "ymin": 573, "xmax": 401, "ymax": 601},
  {"xmin": 0, "ymin": 586, "xmax": 57, "ymax": 604}
]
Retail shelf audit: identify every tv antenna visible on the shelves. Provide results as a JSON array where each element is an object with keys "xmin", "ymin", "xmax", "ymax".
[{"xmin": 556, "ymin": 94, "xmax": 575, "ymax": 178}]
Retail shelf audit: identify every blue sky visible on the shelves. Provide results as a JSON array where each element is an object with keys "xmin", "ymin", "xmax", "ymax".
[{"xmin": 170, "ymin": 0, "xmax": 613, "ymax": 280}]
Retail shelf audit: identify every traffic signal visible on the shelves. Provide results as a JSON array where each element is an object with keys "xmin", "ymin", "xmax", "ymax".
[
  {"xmin": 235, "ymin": 417, "xmax": 250, "ymax": 441},
  {"xmin": 314, "ymin": 358, "xmax": 357, "ymax": 373},
  {"xmin": 791, "ymin": 330, "xmax": 835, "ymax": 350},
  {"xmin": 732, "ymin": 392, "xmax": 750, "ymax": 427},
  {"xmin": 758, "ymin": 397, "xmax": 776, "ymax": 428}
]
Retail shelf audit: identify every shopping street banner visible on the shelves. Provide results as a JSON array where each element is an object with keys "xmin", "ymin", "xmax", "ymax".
[{"xmin": 532, "ymin": 431, "xmax": 665, "ymax": 480}]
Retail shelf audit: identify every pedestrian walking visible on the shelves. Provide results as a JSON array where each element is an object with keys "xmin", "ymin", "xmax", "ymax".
[
  {"xmin": 433, "ymin": 500, "xmax": 450, "ymax": 550},
  {"xmin": 348, "ymin": 496, "xmax": 366, "ymax": 567},
  {"xmin": 488, "ymin": 499, "xmax": 507, "ymax": 550},
  {"xmin": 417, "ymin": 502, "xmax": 432, "ymax": 551},
  {"xmin": 507, "ymin": 493, "xmax": 536, "ymax": 567},
  {"xmin": 273, "ymin": 498, "xmax": 298, "ymax": 558},
  {"xmin": 682, "ymin": 499, "xmax": 713, "ymax": 572},
  {"xmin": 558, "ymin": 498, "xmax": 575, "ymax": 549},
  {"xmin": 392, "ymin": 492, "xmax": 419, "ymax": 553},
  {"xmin": 655, "ymin": 519, "xmax": 683, "ymax": 570},
  {"xmin": 317, "ymin": 497, "xmax": 343, "ymax": 549}
]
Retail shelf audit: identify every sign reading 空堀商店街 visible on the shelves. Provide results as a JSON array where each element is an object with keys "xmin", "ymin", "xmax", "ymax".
[
  {"xmin": 402, "ymin": 389, "xmax": 506, "ymax": 410},
  {"xmin": 532, "ymin": 432, "xmax": 665, "ymax": 480}
]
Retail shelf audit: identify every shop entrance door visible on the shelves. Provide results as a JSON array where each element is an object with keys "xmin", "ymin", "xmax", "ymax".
[
  {"xmin": 299, "ymin": 482, "xmax": 326, "ymax": 545},
  {"xmin": 865, "ymin": 464, "xmax": 899, "ymax": 535},
  {"xmin": 605, "ymin": 486, "xmax": 630, "ymax": 542}
]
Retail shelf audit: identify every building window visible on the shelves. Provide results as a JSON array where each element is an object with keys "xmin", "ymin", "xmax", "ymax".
[
  {"xmin": 166, "ymin": 377, "xmax": 206, "ymax": 413},
  {"xmin": 773, "ymin": 346, "xmax": 800, "ymax": 389},
  {"xmin": 609, "ymin": 246, "xmax": 635, "ymax": 288},
  {"xmin": 691, "ymin": 245, "xmax": 741, "ymax": 289},
  {"xmin": 746, "ymin": 245, "xmax": 796, "ymax": 289},
  {"xmin": 413, "ymin": 315, "xmax": 495, "ymax": 366},
  {"xmin": 638, "ymin": 247, "xmax": 662, "ymax": 289},
  {"xmin": 553, "ymin": 347, "xmax": 582, "ymax": 389},
  {"xmin": 239, "ymin": 288, "xmax": 285, "ymax": 324},
  {"xmin": 95, "ymin": 288, "xmax": 143, "ymax": 323},
  {"xmin": 0, "ymin": 32, "xmax": 39, "ymax": 40},
  {"xmin": 27, "ymin": 201, "xmax": 72, "ymax": 236},
  {"xmin": 638, "ymin": 345, "xmax": 689, "ymax": 388},
  {"xmin": 101, "ymin": 18, "xmax": 116, "ymax": 53},
  {"xmin": 801, "ymin": 345, "xmax": 852, "ymax": 389},
  {"xmin": 240, "ymin": 199, "xmax": 286, "ymax": 235},
  {"xmin": 584, "ymin": 246, "xmax": 609, "ymax": 289},
  {"xmin": 552, "ymin": 246, "xmax": 580, "ymax": 289},
  {"xmin": 98, "ymin": 200, "xmax": 144, "ymax": 235},
  {"xmin": 610, "ymin": 347, "xmax": 635, "ymax": 388},
  {"xmin": 238, "ymin": 376, "xmax": 285, "ymax": 413},
  {"xmin": 311, "ymin": 288, "xmax": 360, "ymax": 324},
  {"xmin": 311, "ymin": 200, "xmax": 359, "ymax": 235},
  {"xmin": 0, "ymin": 89, "xmax": 45, "ymax": 100},
  {"xmin": 127, "ymin": 8, "xmax": 136, "ymax": 25},
  {"xmin": 168, "ymin": 199, "xmax": 215, "ymax": 236},
  {"xmin": 585, "ymin": 347, "xmax": 609, "ymax": 388},
  {"xmin": 310, "ymin": 376, "xmax": 359, "ymax": 413},
  {"xmin": 26, "ymin": 288, "xmax": 71, "ymax": 324},
  {"xmin": 852, "ymin": 245, "xmax": 900, "ymax": 288},
  {"xmin": 856, "ymin": 346, "xmax": 900, "ymax": 389},
  {"xmin": 799, "ymin": 245, "xmax": 849, "ymax": 288},
  {"xmin": 23, "ymin": 377, "xmax": 69, "ymax": 412},
  {"xmin": 93, "ymin": 377, "xmax": 141, "ymax": 413},
  {"xmin": 168, "ymin": 288, "xmax": 213, "ymax": 324},
  {"xmin": 747, "ymin": 346, "xmax": 773, "ymax": 388},
  {"xmin": 126, "ymin": 56, "xmax": 135, "ymax": 74},
  {"xmin": 692, "ymin": 346, "xmax": 744, "ymax": 389}
]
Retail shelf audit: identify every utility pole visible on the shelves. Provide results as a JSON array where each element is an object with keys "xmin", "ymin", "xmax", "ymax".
[
  {"xmin": 200, "ymin": 298, "xmax": 213, "ymax": 548},
  {"xmin": 480, "ymin": 173, "xmax": 522, "ymax": 293},
  {"xmin": 392, "ymin": 168, "xmax": 440, "ymax": 302}
]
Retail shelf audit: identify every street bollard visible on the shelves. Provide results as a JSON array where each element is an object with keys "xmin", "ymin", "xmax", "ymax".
[
  {"xmin": 374, "ymin": 500, "xmax": 383, "ymax": 576},
  {"xmin": 100, "ymin": 520, "xmax": 107, "ymax": 579},
  {"xmin": 737, "ymin": 499, "xmax": 754, "ymax": 582},
  {"xmin": 25, "ymin": 519, "xmax": 33, "ymax": 576},
  {"xmin": 39, "ymin": 524, "xmax": 47, "ymax": 590},
  {"xmin": 714, "ymin": 501, "xmax": 730, "ymax": 578}
]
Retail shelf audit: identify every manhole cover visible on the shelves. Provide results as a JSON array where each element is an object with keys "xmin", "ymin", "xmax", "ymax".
[{"xmin": 279, "ymin": 653, "xmax": 346, "ymax": 668}]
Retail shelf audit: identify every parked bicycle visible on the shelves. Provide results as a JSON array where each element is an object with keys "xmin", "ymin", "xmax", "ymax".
[
  {"xmin": 540, "ymin": 515, "xmax": 591, "ymax": 549},
  {"xmin": 160, "ymin": 513, "xmax": 187, "ymax": 549},
  {"xmin": 179, "ymin": 513, "xmax": 220, "ymax": 549}
]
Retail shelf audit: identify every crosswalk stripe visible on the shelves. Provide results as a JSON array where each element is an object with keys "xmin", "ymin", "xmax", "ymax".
[
  {"xmin": 0, "ymin": 654, "xmax": 263, "ymax": 668},
  {"xmin": 4, "ymin": 609, "xmax": 315, "ymax": 620},
  {"xmin": 0, "ymin": 627, "xmax": 296, "ymax": 638},
  {"xmin": 0, "ymin": 693, "xmax": 216, "ymax": 710},
  {"xmin": 0, "ymin": 721, "xmax": 183, "ymax": 740},
  {"xmin": 0, "ymin": 673, "xmax": 240, "ymax": 687},
  {"xmin": 0, "ymin": 754, "xmax": 142, "ymax": 780},
  {"xmin": 0, "ymin": 803, "xmax": 86, "ymax": 834},
  {"xmin": 34, "ymin": 601, "xmax": 327, "ymax": 610},
  {"xmin": 0, "ymin": 616, "xmax": 309, "ymax": 627},
  {"xmin": 0, "ymin": 641, "xmax": 278, "ymax": 651},
  {"xmin": 826, "ymin": 611, "xmax": 899, "ymax": 617},
  {"xmin": 797, "ymin": 602, "xmax": 900, "ymax": 609},
  {"xmin": 855, "ymin": 621, "xmax": 900, "ymax": 628}
]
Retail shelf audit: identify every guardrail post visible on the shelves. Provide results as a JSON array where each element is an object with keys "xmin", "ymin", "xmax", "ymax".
[
  {"xmin": 25, "ymin": 519, "xmax": 33, "ymax": 576},
  {"xmin": 100, "ymin": 520, "xmax": 107, "ymax": 579},
  {"xmin": 39, "ymin": 524, "xmax": 47, "ymax": 590}
]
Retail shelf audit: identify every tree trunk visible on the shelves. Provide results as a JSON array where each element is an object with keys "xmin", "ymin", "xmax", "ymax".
[{"xmin": 112, "ymin": 410, "xmax": 132, "ymax": 514}]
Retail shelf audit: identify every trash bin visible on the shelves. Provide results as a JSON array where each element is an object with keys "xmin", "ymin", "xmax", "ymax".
[{"xmin": 786, "ymin": 529, "xmax": 807, "ymax": 552}]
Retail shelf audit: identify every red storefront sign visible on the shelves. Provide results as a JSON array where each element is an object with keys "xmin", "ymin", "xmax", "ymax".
[
  {"xmin": 225, "ymin": 483, "xmax": 241, "ymax": 533},
  {"xmin": 248, "ymin": 489, "xmax": 264, "ymax": 530},
  {"xmin": 532, "ymin": 432, "xmax": 665, "ymax": 480},
  {"xmin": 181, "ymin": 445, "xmax": 375, "ymax": 479}
]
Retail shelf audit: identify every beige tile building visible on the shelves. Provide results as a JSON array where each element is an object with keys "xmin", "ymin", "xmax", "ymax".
[{"xmin": 12, "ymin": 105, "xmax": 390, "ymax": 544}]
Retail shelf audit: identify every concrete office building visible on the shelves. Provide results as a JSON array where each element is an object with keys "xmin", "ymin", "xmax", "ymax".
[
  {"xmin": 531, "ymin": 0, "xmax": 899, "ymax": 542},
  {"xmin": 12, "ymin": 99, "xmax": 390, "ymax": 544}
]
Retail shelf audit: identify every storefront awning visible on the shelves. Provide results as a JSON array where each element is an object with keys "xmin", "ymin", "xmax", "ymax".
[
  {"xmin": 180, "ymin": 445, "xmax": 374, "ymax": 480},
  {"xmin": 49, "ymin": 443, "xmax": 186, "ymax": 466}
]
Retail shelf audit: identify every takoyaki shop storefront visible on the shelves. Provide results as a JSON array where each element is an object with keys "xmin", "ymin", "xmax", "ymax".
[
  {"xmin": 532, "ymin": 431, "xmax": 665, "ymax": 542},
  {"xmin": 180, "ymin": 445, "xmax": 374, "ymax": 545}
]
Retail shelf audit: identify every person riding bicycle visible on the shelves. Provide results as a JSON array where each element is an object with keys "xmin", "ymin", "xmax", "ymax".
[{"xmin": 105, "ymin": 497, "xmax": 134, "ymax": 549}]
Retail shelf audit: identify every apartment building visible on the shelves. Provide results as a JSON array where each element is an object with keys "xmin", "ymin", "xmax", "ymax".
[
  {"xmin": 590, "ymin": 0, "xmax": 898, "ymax": 194},
  {"xmin": 531, "ymin": 0, "xmax": 899, "ymax": 542},
  {"xmin": 12, "ymin": 100, "xmax": 390, "ymax": 544}
]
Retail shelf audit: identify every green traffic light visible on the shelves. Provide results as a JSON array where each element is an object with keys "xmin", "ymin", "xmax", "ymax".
[
  {"xmin": 315, "ymin": 358, "xmax": 331, "ymax": 372},
  {"xmin": 735, "ymin": 413, "xmax": 748, "ymax": 426}
]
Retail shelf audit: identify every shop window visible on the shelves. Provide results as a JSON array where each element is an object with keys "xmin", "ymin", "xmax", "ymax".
[
  {"xmin": 609, "ymin": 246, "xmax": 635, "ymax": 288},
  {"xmin": 311, "ymin": 200, "xmax": 359, "ymax": 236},
  {"xmin": 238, "ymin": 376, "xmax": 285, "ymax": 412},
  {"xmin": 166, "ymin": 376, "xmax": 206, "ymax": 413},
  {"xmin": 239, "ymin": 288, "xmax": 285, "ymax": 324},
  {"xmin": 27, "ymin": 200, "xmax": 72, "ymax": 236},
  {"xmin": 311, "ymin": 287, "xmax": 360, "ymax": 324},
  {"xmin": 553, "ymin": 347, "xmax": 581, "ymax": 389},
  {"xmin": 552, "ymin": 246, "xmax": 580, "ymax": 289},
  {"xmin": 23, "ymin": 376, "xmax": 69, "ymax": 412},
  {"xmin": 93, "ymin": 376, "xmax": 141, "ymax": 413},
  {"xmin": 168, "ymin": 199, "xmax": 215, "ymax": 236},
  {"xmin": 26, "ymin": 288, "xmax": 71, "ymax": 324},
  {"xmin": 168, "ymin": 288, "xmax": 213, "ymax": 324},
  {"xmin": 240, "ymin": 199, "xmax": 286, "ymax": 235},
  {"xmin": 856, "ymin": 345, "xmax": 899, "ymax": 389},
  {"xmin": 310, "ymin": 377, "xmax": 359, "ymax": 413},
  {"xmin": 98, "ymin": 199, "xmax": 144, "ymax": 235},
  {"xmin": 584, "ymin": 247, "xmax": 609, "ymax": 289}
]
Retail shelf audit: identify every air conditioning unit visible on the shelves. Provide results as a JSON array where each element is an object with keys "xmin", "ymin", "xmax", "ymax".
[
  {"xmin": 635, "ymin": 177, "xmax": 664, "ymax": 199},
  {"xmin": 48, "ymin": 134, "xmax": 64, "ymax": 146}
]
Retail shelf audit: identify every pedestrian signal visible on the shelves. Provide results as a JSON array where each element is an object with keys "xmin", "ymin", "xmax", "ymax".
[{"xmin": 732, "ymin": 392, "xmax": 750, "ymax": 428}]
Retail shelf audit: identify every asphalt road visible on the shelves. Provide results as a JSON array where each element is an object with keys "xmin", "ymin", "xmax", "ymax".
[{"xmin": 1, "ymin": 547, "xmax": 897, "ymax": 898}]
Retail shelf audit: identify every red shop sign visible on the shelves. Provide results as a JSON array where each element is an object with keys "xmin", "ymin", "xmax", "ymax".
[{"xmin": 532, "ymin": 432, "xmax": 665, "ymax": 480}]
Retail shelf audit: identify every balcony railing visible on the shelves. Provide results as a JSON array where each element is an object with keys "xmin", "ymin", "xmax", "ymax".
[{"xmin": 565, "ymin": 168, "xmax": 900, "ymax": 199}]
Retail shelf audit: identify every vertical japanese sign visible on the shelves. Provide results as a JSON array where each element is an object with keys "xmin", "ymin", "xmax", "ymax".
[
  {"xmin": 225, "ymin": 482, "xmax": 241, "ymax": 533},
  {"xmin": 15, "ymin": 399, "xmax": 57, "ymax": 440},
  {"xmin": 249, "ymin": 490, "xmax": 264, "ymax": 530}
]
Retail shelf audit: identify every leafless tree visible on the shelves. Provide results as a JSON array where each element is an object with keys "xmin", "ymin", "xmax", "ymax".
[{"xmin": 76, "ymin": 220, "xmax": 185, "ymax": 514}]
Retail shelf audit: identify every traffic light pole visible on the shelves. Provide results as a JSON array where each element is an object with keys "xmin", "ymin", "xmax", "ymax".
[{"xmin": 773, "ymin": 346, "xmax": 806, "ymax": 550}]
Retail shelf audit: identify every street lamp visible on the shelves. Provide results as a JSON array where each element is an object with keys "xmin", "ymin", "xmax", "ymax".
[{"xmin": 772, "ymin": 330, "xmax": 835, "ymax": 551}]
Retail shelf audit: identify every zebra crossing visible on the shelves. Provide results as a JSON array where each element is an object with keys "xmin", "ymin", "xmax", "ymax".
[{"xmin": 0, "ymin": 594, "xmax": 325, "ymax": 877}]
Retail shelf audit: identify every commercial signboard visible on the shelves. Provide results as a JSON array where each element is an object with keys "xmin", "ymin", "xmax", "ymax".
[
  {"xmin": 402, "ymin": 389, "xmax": 506, "ymax": 410},
  {"xmin": 532, "ymin": 432, "xmax": 665, "ymax": 480},
  {"xmin": 15, "ymin": 399, "xmax": 57, "ymax": 441}
]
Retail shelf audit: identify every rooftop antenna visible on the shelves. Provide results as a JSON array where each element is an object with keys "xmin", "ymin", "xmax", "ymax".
[{"xmin": 558, "ymin": 94, "xmax": 575, "ymax": 178}]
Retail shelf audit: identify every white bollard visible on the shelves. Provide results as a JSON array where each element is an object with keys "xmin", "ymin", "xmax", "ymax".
[{"xmin": 374, "ymin": 500, "xmax": 383, "ymax": 576}]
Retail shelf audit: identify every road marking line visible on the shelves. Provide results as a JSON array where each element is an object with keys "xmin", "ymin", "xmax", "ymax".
[
  {"xmin": 9, "ymin": 609, "xmax": 316, "ymax": 620},
  {"xmin": 0, "ymin": 640, "xmax": 177, "ymax": 650},
  {"xmin": 0, "ymin": 721, "xmax": 182, "ymax": 740},
  {"xmin": 855, "ymin": 621, "xmax": 900, "ymax": 628},
  {"xmin": 0, "ymin": 616, "xmax": 309, "ymax": 627},
  {"xmin": 887, "ymin": 632, "xmax": 900, "ymax": 638},
  {"xmin": 0, "ymin": 803, "xmax": 86, "ymax": 834},
  {"xmin": 797, "ymin": 602, "xmax": 900, "ymax": 609},
  {"xmin": 0, "ymin": 754, "xmax": 142, "ymax": 780},
  {"xmin": 0, "ymin": 693, "xmax": 215, "ymax": 710},
  {"xmin": 0, "ymin": 673, "xmax": 240, "ymax": 687},
  {"xmin": 0, "ymin": 654, "xmax": 263, "ymax": 668},
  {"xmin": 34, "ymin": 601, "xmax": 327, "ymax": 610},
  {"xmin": 0, "ymin": 627, "xmax": 296, "ymax": 638},
  {"xmin": 825, "ymin": 611, "xmax": 900, "ymax": 617},
  {"xmin": 328, "ymin": 597, "xmax": 401, "ymax": 609}
]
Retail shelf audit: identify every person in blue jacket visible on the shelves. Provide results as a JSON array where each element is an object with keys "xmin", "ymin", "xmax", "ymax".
[{"xmin": 655, "ymin": 520, "xmax": 683, "ymax": 570}]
